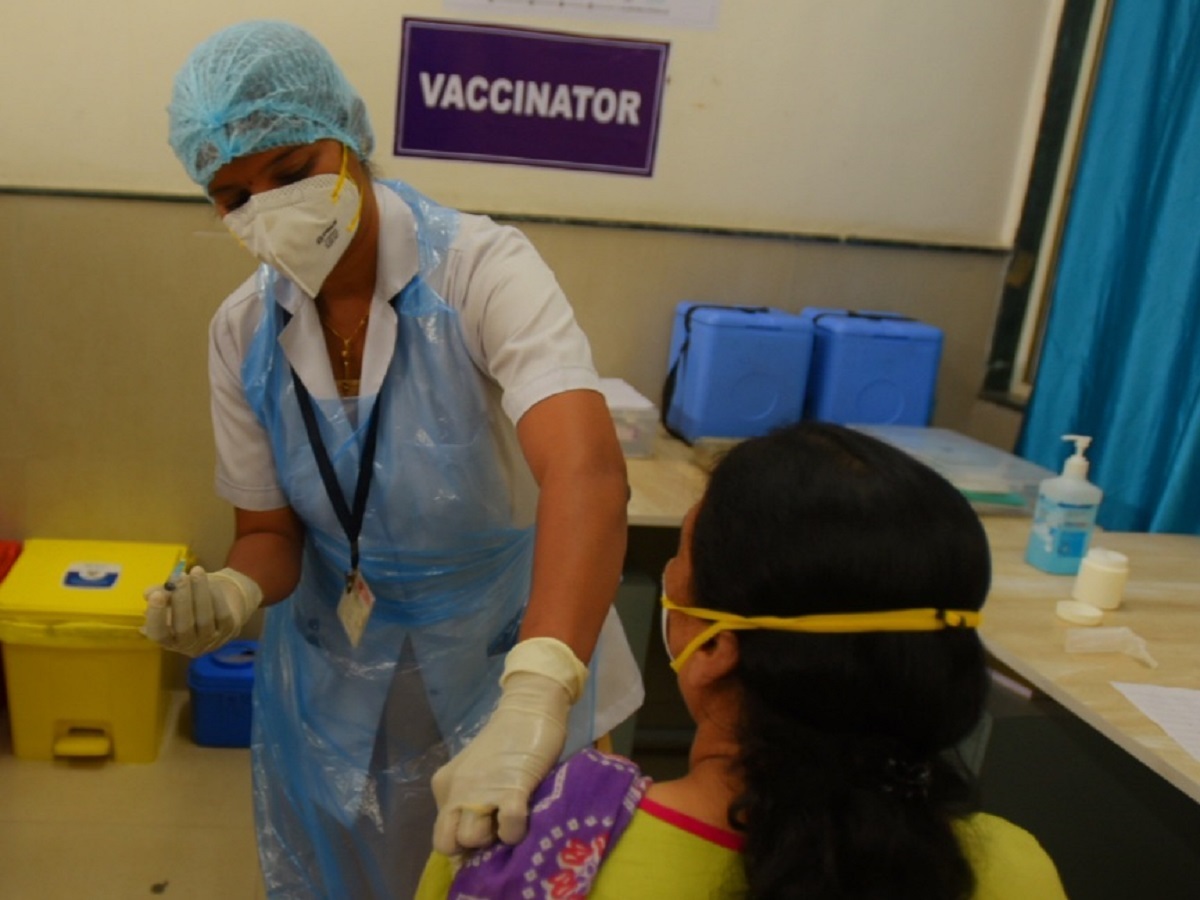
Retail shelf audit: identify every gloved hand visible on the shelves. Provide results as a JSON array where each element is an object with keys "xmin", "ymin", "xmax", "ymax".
[
  {"xmin": 431, "ymin": 636, "xmax": 589, "ymax": 856},
  {"xmin": 141, "ymin": 566, "xmax": 262, "ymax": 657}
]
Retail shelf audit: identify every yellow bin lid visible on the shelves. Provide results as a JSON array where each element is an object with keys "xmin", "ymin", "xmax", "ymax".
[{"xmin": 0, "ymin": 538, "xmax": 189, "ymax": 625}]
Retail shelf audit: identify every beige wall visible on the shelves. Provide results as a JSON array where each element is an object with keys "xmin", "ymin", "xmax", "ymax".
[
  {"xmin": 2, "ymin": 1, "xmax": 1063, "ymax": 246},
  {"xmin": 0, "ymin": 191, "xmax": 1013, "ymax": 568}
]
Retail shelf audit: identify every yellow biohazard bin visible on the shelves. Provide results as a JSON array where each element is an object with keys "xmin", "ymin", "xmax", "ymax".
[{"xmin": 0, "ymin": 539, "xmax": 190, "ymax": 763}]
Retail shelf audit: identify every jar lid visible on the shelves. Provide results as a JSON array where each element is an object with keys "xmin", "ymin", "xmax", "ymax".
[{"xmin": 1056, "ymin": 600, "xmax": 1103, "ymax": 626}]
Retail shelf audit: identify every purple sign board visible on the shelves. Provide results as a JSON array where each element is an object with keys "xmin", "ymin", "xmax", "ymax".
[{"xmin": 395, "ymin": 19, "xmax": 669, "ymax": 176}]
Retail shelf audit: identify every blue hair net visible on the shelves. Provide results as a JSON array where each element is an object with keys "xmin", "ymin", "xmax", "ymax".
[{"xmin": 168, "ymin": 21, "xmax": 375, "ymax": 187}]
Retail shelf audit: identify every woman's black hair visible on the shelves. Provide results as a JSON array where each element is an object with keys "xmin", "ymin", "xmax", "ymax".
[{"xmin": 691, "ymin": 422, "xmax": 991, "ymax": 900}]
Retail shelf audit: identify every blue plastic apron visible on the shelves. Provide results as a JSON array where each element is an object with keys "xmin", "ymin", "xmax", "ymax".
[{"xmin": 241, "ymin": 182, "xmax": 598, "ymax": 898}]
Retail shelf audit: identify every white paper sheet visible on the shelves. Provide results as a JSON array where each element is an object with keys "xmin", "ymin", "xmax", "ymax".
[
  {"xmin": 445, "ymin": 0, "xmax": 721, "ymax": 29},
  {"xmin": 1112, "ymin": 682, "xmax": 1200, "ymax": 763}
]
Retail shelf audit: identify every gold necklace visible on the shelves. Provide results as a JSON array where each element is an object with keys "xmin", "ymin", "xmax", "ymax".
[{"xmin": 320, "ymin": 311, "xmax": 369, "ymax": 396}]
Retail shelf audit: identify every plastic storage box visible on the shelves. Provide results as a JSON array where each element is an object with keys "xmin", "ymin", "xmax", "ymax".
[
  {"xmin": 189, "ymin": 640, "xmax": 257, "ymax": 748},
  {"xmin": 0, "ymin": 538, "xmax": 189, "ymax": 762},
  {"xmin": 853, "ymin": 425, "xmax": 1055, "ymax": 515},
  {"xmin": 664, "ymin": 302, "xmax": 814, "ymax": 443},
  {"xmin": 801, "ymin": 308, "xmax": 943, "ymax": 426},
  {"xmin": 599, "ymin": 378, "xmax": 658, "ymax": 458}
]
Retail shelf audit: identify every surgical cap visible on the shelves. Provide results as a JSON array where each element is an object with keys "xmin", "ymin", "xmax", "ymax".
[{"xmin": 168, "ymin": 20, "xmax": 375, "ymax": 187}]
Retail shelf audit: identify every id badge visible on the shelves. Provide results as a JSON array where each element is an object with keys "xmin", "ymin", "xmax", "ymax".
[{"xmin": 336, "ymin": 569, "xmax": 376, "ymax": 647}]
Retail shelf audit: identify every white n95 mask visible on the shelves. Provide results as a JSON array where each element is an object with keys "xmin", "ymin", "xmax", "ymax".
[{"xmin": 224, "ymin": 162, "xmax": 362, "ymax": 298}]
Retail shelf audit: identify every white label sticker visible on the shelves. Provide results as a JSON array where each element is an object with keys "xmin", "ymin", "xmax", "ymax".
[{"xmin": 63, "ymin": 562, "xmax": 122, "ymax": 589}]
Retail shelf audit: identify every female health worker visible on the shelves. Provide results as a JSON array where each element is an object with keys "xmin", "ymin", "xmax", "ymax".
[{"xmin": 141, "ymin": 20, "xmax": 642, "ymax": 898}]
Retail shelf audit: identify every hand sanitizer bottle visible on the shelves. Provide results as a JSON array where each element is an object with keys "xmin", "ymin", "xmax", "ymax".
[{"xmin": 1025, "ymin": 435, "xmax": 1103, "ymax": 574}]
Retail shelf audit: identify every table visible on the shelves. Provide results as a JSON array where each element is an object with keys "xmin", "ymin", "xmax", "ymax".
[
  {"xmin": 625, "ymin": 434, "xmax": 1200, "ymax": 803},
  {"xmin": 626, "ymin": 434, "xmax": 707, "ymax": 527},
  {"xmin": 980, "ymin": 517, "xmax": 1200, "ymax": 804}
]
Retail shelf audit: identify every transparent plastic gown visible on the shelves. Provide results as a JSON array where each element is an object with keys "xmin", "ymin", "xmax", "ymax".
[{"xmin": 240, "ymin": 183, "xmax": 634, "ymax": 898}]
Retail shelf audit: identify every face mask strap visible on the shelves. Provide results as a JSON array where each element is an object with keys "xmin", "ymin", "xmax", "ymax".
[
  {"xmin": 331, "ymin": 145, "xmax": 364, "ymax": 234},
  {"xmin": 660, "ymin": 594, "xmax": 981, "ymax": 673},
  {"xmin": 670, "ymin": 620, "xmax": 750, "ymax": 673},
  {"xmin": 663, "ymin": 595, "xmax": 756, "ymax": 673}
]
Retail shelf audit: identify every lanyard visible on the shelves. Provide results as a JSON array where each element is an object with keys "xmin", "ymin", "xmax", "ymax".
[{"xmin": 291, "ymin": 369, "xmax": 382, "ymax": 583}]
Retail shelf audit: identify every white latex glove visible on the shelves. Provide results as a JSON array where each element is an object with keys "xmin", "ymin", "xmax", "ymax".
[
  {"xmin": 141, "ymin": 566, "xmax": 262, "ymax": 657},
  {"xmin": 431, "ymin": 637, "xmax": 589, "ymax": 855}
]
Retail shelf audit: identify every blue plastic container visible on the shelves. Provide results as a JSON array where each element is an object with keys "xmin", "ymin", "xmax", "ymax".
[
  {"xmin": 188, "ymin": 640, "xmax": 256, "ymax": 748},
  {"xmin": 801, "ymin": 308, "xmax": 943, "ymax": 426},
  {"xmin": 663, "ymin": 302, "xmax": 814, "ymax": 443}
]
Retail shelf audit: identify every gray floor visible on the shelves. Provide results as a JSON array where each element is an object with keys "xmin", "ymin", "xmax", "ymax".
[{"xmin": 0, "ymin": 690, "xmax": 265, "ymax": 899}]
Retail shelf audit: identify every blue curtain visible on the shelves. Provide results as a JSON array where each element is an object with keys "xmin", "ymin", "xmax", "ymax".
[{"xmin": 1018, "ymin": 0, "xmax": 1200, "ymax": 534}]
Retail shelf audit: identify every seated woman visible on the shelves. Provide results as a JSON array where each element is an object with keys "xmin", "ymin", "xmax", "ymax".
[{"xmin": 417, "ymin": 422, "xmax": 1066, "ymax": 899}]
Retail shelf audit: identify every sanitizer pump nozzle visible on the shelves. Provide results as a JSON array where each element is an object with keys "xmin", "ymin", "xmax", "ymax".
[{"xmin": 1061, "ymin": 434, "xmax": 1093, "ymax": 479}]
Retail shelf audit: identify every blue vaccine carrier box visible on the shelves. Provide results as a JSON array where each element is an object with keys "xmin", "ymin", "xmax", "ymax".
[
  {"xmin": 663, "ymin": 302, "xmax": 814, "ymax": 443},
  {"xmin": 188, "ymin": 640, "xmax": 257, "ymax": 748},
  {"xmin": 801, "ymin": 308, "xmax": 943, "ymax": 426}
]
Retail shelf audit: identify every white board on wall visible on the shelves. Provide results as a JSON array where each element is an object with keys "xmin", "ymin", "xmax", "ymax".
[{"xmin": 0, "ymin": 0, "xmax": 1062, "ymax": 248}]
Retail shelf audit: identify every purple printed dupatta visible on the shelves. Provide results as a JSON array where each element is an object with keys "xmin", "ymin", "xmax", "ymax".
[{"xmin": 449, "ymin": 749, "xmax": 650, "ymax": 899}]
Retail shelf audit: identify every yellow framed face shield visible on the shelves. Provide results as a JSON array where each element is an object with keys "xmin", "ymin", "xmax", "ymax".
[{"xmin": 659, "ymin": 594, "xmax": 981, "ymax": 673}]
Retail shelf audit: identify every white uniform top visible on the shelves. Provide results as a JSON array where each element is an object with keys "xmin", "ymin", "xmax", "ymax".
[
  {"xmin": 208, "ymin": 182, "xmax": 601, "ymax": 523},
  {"xmin": 208, "ymin": 184, "xmax": 643, "ymax": 742}
]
